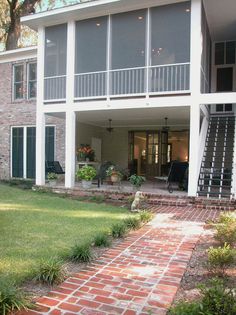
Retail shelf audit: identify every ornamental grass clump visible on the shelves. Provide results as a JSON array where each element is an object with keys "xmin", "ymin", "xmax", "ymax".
[
  {"xmin": 0, "ymin": 281, "xmax": 28, "ymax": 315},
  {"xmin": 139, "ymin": 210, "xmax": 154, "ymax": 223},
  {"xmin": 214, "ymin": 221, "xmax": 236, "ymax": 246},
  {"xmin": 124, "ymin": 216, "xmax": 142, "ymax": 230},
  {"xmin": 207, "ymin": 243, "xmax": 236, "ymax": 275},
  {"xmin": 111, "ymin": 222, "xmax": 127, "ymax": 238},
  {"xmin": 217, "ymin": 211, "xmax": 236, "ymax": 225},
  {"xmin": 69, "ymin": 244, "xmax": 93, "ymax": 262},
  {"xmin": 94, "ymin": 232, "xmax": 111, "ymax": 247},
  {"xmin": 35, "ymin": 258, "xmax": 65, "ymax": 286}
]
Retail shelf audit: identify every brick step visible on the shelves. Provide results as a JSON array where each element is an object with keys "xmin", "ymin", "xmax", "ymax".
[{"xmin": 147, "ymin": 198, "xmax": 190, "ymax": 207}]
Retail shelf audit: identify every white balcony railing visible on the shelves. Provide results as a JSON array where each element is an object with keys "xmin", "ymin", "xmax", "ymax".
[
  {"xmin": 44, "ymin": 63, "xmax": 190, "ymax": 101},
  {"xmin": 44, "ymin": 75, "xmax": 66, "ymax": 101}
]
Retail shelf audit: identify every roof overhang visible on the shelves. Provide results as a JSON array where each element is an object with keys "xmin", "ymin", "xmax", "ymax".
[
  {"xmin": 21, "ymin": 0, "xmax": 184, "ymax": 30},
  {"xmin": 0, "ymin": 46, "xmax": 37, "ymax": 64}
]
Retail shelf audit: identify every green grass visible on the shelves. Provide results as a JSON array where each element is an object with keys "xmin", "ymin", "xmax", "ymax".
[{"xmin": 0, "ymin": 184, "xmax": 132, "ymax": 284}]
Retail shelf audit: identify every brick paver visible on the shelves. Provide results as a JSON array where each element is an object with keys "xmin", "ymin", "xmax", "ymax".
[{"xmin": 19, "ymin": 206, "xmax": 220, "ymax": 315}]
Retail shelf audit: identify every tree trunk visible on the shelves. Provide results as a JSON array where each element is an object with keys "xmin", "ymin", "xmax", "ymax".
[{"xmin": 5, "ymin": 17, "xmax": 21, "ymax": 50}]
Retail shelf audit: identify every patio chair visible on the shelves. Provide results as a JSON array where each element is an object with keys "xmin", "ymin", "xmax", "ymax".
[
  {"xmin": 167, "ymin": 161, "xmax": 189, "ymax": 193},
  {"xmin": 45, "ymin": 161, "xmax": 65, "ymax": 174},
  {"xmin": 95, "ymin": 161, "xmax": 113, "ymax": 187}
]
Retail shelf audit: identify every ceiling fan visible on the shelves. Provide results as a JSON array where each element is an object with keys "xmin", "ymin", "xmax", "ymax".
[{"xmin": 106, "ymin": 119, "xmax": 114, "ymax": 133}]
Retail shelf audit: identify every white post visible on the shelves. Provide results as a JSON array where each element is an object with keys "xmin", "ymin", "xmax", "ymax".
[
  {"xmin": 188, "ymin": 0, "xmax": 202, "ymax": 196},
  {"xmin": 65, "ymin": 21, "xmax": 76, "ymax": 188},
  {"xmin": 36, "ymin": 27, "xmax": 46, "ymax": 186},
  {"xmin": 65, "ymin": 111, "xmax": 76, "ymax": 188}
]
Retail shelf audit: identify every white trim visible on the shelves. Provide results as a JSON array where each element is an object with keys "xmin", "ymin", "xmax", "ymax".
[{"xmin": 0, "ymin": 47, "xmax": 37, "ymax": 64}]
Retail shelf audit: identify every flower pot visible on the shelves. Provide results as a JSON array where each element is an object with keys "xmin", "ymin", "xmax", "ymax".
[
  {"xmin": 82, "ymin": 180, "xmax": 92, "ymax": 189},
  {"xmin": 49, "ymin": 180, "xmax": 57, "ymax": 187},
  {"xmin": 111, "ymin": 174, "xmax": 120, "ymax": 183}
]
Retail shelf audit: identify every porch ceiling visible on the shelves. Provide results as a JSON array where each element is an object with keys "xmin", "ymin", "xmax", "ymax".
[
  {"xmin": 76, "ymin": 106, "xmax": 190, "ymax": 128},
  {"xmin": 204, "ymin": 0, "xmax": 236, "ymax": 41}
]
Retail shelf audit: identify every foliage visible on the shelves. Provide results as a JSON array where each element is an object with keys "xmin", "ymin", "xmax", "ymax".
[
  {"xmin": 139, "ymin": 211, "xmax": 154, "ymax": 223},
  {"xmin": 35, "ymin": 258, "xmax": 65, "ymax": 285},
  {"xmin": 111, "ymin": 222, "xmax": 127, "ymax": 238},
  {"xmin": 77, "ymin": 144, "xmax": 95, "ymax": 161},
  {"xmin": 76, "ymin": 165, "xmax": 97, "ymax": 181},
  {"xmin": 69, "ymin": 244, "xmax": 93, "ymax": 262},
  {"xmin": 207, "ymin": 243, "xmax": 236, "ymax": 275},
  {"xmin": 93, "ymin": 232, "xmax": 111, "ymax": 247},
  {"xmin": 217, "ymin": 211, "xmax": 236, "ymax": 225},
  {"xmin": 214, "ymin": 221, "xmax": 236, "ymax": 246},
  {"xmin": 199, "ymin": 278, "xmax": 236, "ymax": 315},
  {"xmin": 106, "ymin": 165, "xmax": 123, "ymax": 178},
  {"xmin": 0, "ymin": 280, "xmax": 28, "ymax": 315},
  {"xmin": 129, "ymin": 174, "xmax": 146, "ymax": 188},
  {"xmin": 124, "ymin": 216, "xmax": 141, "ymax": 230},
  {"xmin": 89, "ymin": 195, "xmax": 105, "ymax": 203},
  {"xmin": 1, "ymin": 179, "xmax": 34, "ymax": 189},
  {"xmin": 47, "ymin": 172, "xmax": 58, "ymax": 180},
  {"xmin": 168, "ymin": 301, "xmax": 201, "ymax": 315}
]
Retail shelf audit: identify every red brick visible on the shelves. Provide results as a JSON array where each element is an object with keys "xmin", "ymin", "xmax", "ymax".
[
  {"xmin": 59, "ymin": 303, "xmax": 83, "ymax": 312},
  {"xmin": 77, "ymin": 299, "xmax": 101, "ymax": 309}
]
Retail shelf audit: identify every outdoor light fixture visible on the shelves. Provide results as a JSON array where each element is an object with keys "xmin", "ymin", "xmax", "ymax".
[
  {"xmin": 162, "ymin": 117, "xmax": 170, "ymax": 131},
  {"xmin": 106, "ymin": 119, "xmax": 114, "ymax": 133}
]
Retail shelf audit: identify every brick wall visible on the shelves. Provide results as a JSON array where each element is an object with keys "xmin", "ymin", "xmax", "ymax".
[{"xmin": 0, "ymin": 58, "xmax": 65, "ymax": 179}]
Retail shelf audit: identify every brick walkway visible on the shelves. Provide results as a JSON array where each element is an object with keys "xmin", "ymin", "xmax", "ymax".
[{"xmin": 21, "ymin": 206, "xmax": 220, "ymax": 315}]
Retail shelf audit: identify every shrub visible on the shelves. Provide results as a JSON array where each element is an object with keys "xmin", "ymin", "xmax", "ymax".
[
  {"xmin": 76, "ymin": 165, "xmax": 97, "ymax": 181},
  {"xmin": 214, "ymin": 221, "xmax": 236, "ymax": 246},
  {"xmin": 207, "ymin": 243, "xmax": 235, "ymax": 275},
  {"xmin": 47, "ymin": 172, "xmax": 58, "ymax": 180},
  {"xmin": 124, "ymin": 216, "xmax": 141, "ymax": 230},
  {"xmin": 35, "ymin": 258, "xmax": 65, "ymax": 285},
  {"xmin": 200, "ymin": 278, "xmax": 236, "ymax": 315},
  {"xmin": 139, "ymin": 211, "xmax": 154, "ymax": 223},
  {"xmin": 89, "ymin": 195, "xmax": 105, "ymax": 203},
  {"xmin": 129, "ymin": 174, "xmax": 146, "ymax": 188},
  {"xmin": 217, "ymin": 211, "xmax": 236, "ymax": 224},
  {"xmin": 0, "ymin": 281, "xmax": 28, "ymax": 315},
  {"xmin": 111, "ymin": 223, "xmax": 127, "ymax": 238},
  {"xmin": 94, "ymin": 232, "xmax": 111, "ymax": 247},
  {"xmin": 69, "ymin": 244, "xmax": 93, "ymax": 262},
  {"xmin": 168, "ymin": 301, "xmax": 201, "ymax": 315}
]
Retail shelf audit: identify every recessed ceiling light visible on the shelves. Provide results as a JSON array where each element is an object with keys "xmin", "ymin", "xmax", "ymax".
[
  {"xmin": 185, "ymin": 8, "xmax": 190, "ymax": 12},
  {"xmin": 96, "ymin": 23, "xmax": 101, "ymax": 27},
  {"xmin": 138, "ymin": 16, "xmax": 143, "ymax": 20}
]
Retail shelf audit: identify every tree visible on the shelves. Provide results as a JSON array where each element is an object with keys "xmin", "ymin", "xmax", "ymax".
[{"xmin": 0, "ymin": 0, "xmax": 82, "ymax": 51}]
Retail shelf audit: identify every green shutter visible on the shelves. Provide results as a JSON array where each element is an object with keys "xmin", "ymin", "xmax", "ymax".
[
  {"xmin": 12, "ymin": 128, "xmax": 24, "ymax": 178},
  {"xmin": 26, "ymin": 127, "xmax": 36, "ymax": 178},
  {"xmin": 45, "ymin": 127, "xmax": 55, "ymax": 161}
]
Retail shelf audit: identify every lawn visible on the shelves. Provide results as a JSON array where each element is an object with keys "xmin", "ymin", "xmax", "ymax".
[{"xmin": 0, "ymin": 184, "xmax": 130, "ymax": 284}]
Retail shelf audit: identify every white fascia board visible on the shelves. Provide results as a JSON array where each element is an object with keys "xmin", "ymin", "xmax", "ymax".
[
  {"xmin": 200, "ymin": 92, "xmax": 236, "ymax": 104},
  {"xmin": 0, "ymin": 46, "xmax": 37, "ymax": 64},
  {"xmin": 21, "ymin": 0, "xmax": 184, "ymax": 30}
]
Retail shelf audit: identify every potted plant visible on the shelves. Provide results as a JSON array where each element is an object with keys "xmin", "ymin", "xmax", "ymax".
[
  {"xmin": 129, "ymin": 174, "xmax": 146, "ymax": 191},
  {"xmin": 106, "ymin": 165, "xmax": 123, "ymax": 183},
  {"xmin": 47, "ymin": 172, "xmax": 58, "ymax": 186},
  {"xmin": 76, "ymin": 165, "xmax": 97, "ymax": 189}
]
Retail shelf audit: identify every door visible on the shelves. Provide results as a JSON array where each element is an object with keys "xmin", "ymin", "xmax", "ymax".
[
  {"xmin": 12, "ymin": 127, "xmax": 24, "ymax": 178},
  {"xmin": 146, "ymin": 131, "xmax": 159, "ymax": 178},
  {"xmin": 217, "ymin": 67, "xmax": 233, "ymax": 92}
]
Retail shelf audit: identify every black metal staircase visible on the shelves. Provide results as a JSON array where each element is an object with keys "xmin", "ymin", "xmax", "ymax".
[{"xmin": 198, "ymin": 115, "xmax": 235, "ymax": 198}]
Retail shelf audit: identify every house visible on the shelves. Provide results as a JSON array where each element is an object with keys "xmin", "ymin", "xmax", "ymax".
[{"xmin": 1, "ymin": 0, "xmax": 236, "ymax": 198}]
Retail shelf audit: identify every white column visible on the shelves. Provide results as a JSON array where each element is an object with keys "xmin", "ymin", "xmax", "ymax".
[
  {"xmin": 65, "ymin": 111, "xmax": 76, "ymax": 188},
  {"xmin": 36, "ymin": 27, "xmax": 46, "ymax": 186},
  {"xmin": 65, "ymin": 21, "xmax": 76, "ymax": 188},
  {"xmin": 188, "ymin": 0, "xmax": 202, "ymax": 196}
]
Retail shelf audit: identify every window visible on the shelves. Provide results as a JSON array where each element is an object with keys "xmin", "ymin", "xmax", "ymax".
[
  {"xmin": 216, "ymin": 104, "xmax": 232, "ymax": 112},
  {"xmin": 151, "ymin": 2, "xmax": 190, "ymax": 66},
  {"xmin": 111, "ymin": 10, "xmax": 146, "ymax": 69},
  {"xmin": 28, "ymin": 63, "xmax": 37, "ymax": 99},
  {"xmin": 12, "ymin": 126, "xmax": 55, "ymax": 179},
  {"xmin": 13, "ymin": 64, "xmax": 24, "ymax": 100},
  {"xmin": 215, "ymin": 41, "xmax": 236, "ymax": 65}
]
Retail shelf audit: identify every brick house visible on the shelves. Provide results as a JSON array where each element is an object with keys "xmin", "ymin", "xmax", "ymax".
[{"xmin": 1, "ymin": 0, "xmax": 236, "ymax": 199}]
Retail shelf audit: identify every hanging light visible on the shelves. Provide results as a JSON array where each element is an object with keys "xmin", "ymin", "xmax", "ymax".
[
  {"xmin": 162, "ymin": 117, "xmax": 170, "ymax": 131},
  {"xmin": 106, "ymin": 119, "xmax": 114, "ymax": 133}
]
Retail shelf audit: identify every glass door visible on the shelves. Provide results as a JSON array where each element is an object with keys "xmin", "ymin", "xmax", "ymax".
[{"xmin": 146, "ymin": 131, "xmax": 159, "ymax": 178}]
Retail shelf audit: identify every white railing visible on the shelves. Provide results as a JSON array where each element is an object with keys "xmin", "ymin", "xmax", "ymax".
[
  {"xmin": 75, "ymin": 71, "xmax": 107, "ymax": 98},
  {"xmin": 44, "ymin": 75, "xmax": 66, "ymax": 101},
  {"xmin": 110, "ymin": 67, "xmax": 146, "ymax": 95},
  {"xmin": 150, "ymin": 63, "xmax": 190, "ymax": 93},
  {"xmin": 44, "ymin": 63, "xmax": 190, "ymax": 101}
]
